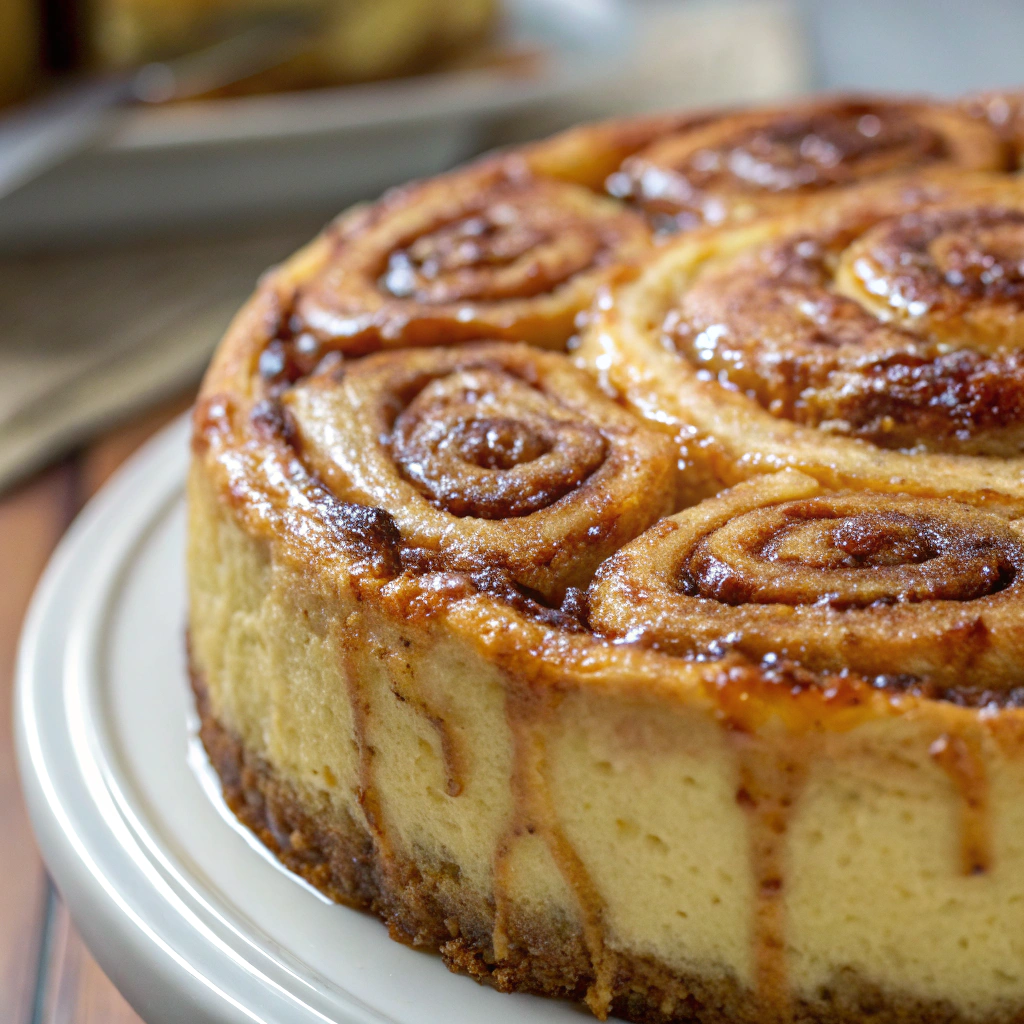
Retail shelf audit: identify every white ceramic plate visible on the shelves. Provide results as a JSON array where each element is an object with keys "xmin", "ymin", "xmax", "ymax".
[
  {"xmin": 0, "ymin": 0, "xmax": 630, "ymax": 248},
  {"xmin": 15, "ymin": 414, "xmax": 609, "ymax": 1024}
]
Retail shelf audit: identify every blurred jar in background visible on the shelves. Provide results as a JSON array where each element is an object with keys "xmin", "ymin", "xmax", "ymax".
[
  {"xmin": 0, "ymin": 0, "xmax": 498, "ymax": 110},
  {"xmin": 0, "ymin": 0, "xmax": 39, "ymax": 105},
  {"xmin": 87, "ymin": 0, "xmax": 498, "ymax": 88}
]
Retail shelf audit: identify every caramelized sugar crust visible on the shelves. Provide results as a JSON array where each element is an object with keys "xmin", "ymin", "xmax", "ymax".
[
  {"xmin": 190, "ymin": 91, "xmax": 1024, "ymax": 1024},
  {"xmin": 290, "ymin": 159, "xmax": 652, "ymax": 354},
  {"xmin": 578, "ymin": 173, "xmax": 1024, "ymax": 510},
  {"xmin": 600, "ymin": 97, "xmax": 1010, "ymax": 228}
]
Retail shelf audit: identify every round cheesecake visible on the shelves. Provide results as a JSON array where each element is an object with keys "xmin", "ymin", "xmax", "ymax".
[{"xmin": 188, "ymin": 91, "xmax": 1024, "ymax": 1024}]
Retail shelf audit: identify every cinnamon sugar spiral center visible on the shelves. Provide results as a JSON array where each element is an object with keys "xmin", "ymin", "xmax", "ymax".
[
  {"xmin": 380, "ymin": 196, "xmax": 603, "ymax": 304},
  {"xmin": 683, "ymin": 496, "xmax": 1016, "ymax": 609},
  {"xmin": 390, "ymin": 368, "xmax": 607, "ymax": 519}
]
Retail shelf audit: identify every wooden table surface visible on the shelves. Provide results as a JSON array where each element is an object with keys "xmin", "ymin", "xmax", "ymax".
[{"xmin": 2, "ymin": 393, "xmax": 193, "ymax": 1024}]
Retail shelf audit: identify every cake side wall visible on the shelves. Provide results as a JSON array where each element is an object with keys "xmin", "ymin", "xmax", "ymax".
[
  {"xmin": 187, "ymin": 456, "xmax": 1024, "ymax": 1021},
  {"xmin": 185, "ymin": 460, "xmax": 762, "ymax": 994},
  {"xmin": 786, "ymin": 723, "xmax": 1024, "ymax": 1013}
]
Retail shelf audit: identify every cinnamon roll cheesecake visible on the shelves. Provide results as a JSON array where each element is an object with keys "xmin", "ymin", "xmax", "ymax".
[{"xmin": 188, "ymin": 91, "xmax": 1024, "ymax": 1024}]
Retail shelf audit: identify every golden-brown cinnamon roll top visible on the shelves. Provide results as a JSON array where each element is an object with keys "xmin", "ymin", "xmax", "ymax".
[
  {"xmin": 288, "ymin": 159, "xmax": 652, "ymax": 356},
  {"xmin": 196, "ymin": 87, "xmax": 1024, "ymax": 712},
  {"xmin": 589, "ymin": 471, "xmax": 1024, "ymax": 703},
  {"xmin": 602, "ymin": 97, "xmax": 1012, "ymax": 227}
]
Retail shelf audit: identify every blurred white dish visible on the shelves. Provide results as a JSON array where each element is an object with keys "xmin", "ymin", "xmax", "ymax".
[
  {"xmin": 15, "ymin": 414, "xmax": 626, "ymax": 1024},
  {"xmin": 0, "ymin": 0, "xmax": 629, "ymax": 248}
]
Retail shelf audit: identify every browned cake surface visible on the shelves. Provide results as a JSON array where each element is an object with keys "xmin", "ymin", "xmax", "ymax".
[{"xmin": 188, "ymin": 89, "xmax": 1024, "ymax": 1024}]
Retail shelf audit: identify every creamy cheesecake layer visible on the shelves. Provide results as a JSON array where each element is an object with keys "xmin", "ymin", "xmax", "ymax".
[{"xmin": 188, "ymin": 463, "xmax": 1024, "ymax": 1023}]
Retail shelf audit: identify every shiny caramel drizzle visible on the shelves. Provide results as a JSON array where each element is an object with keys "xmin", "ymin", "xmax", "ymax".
[
  {"xmin": 385, "ymin": 658, "xmax": 467, "ymax": 798},
  {"xmin": 930, "ymin": 731, "xmax": 992, "ymax": 875},
  {"xmin": 607, "ymin": 99, "xmax": 1008, "ymax": 227},
  {"xmin": 664, "ymin": 202, "xmax": 1024, "ymax": 455},
  {"xmin": 494, "ymin": 688, "xmax": 616, "ymax": 1019},
  {"xmin": 731, "ymin": 734, "xmax": 807, "ymax": 1017},
  {"xmin": 343, "ymin": 644, "xmax": 399, "ymax": 879},
  {"xmin": 292, "ymin": 160, "xmax": 651, "ymax": 353},
  {"xmin": 426, "ymin": 711, "xmax": 466, "ymax": 800}
]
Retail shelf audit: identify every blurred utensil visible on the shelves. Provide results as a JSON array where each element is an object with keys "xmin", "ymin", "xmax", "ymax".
[{"xmin": 0, "ymin": 12, "xmax": 320, "ymax": 199}]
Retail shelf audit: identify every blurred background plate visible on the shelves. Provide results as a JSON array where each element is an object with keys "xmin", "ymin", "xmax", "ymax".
[{"xmin": 0, "ymin": 0, "xmax": 631, "ymax": 248}]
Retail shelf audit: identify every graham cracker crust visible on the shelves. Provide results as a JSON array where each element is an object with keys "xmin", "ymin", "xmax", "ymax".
[{"xmin": 191, "ymin": 668, "xmax": 1004, "ymax": 1024}]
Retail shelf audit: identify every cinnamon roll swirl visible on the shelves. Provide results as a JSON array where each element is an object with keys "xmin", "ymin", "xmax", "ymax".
[
  {"xmin": 188, "ymin": 90, "xmax": 1024, "ymax": 1024},
  {"xmin": 590, "ymin": 470, "xmax": 1024, "ymax": 699},
  {"xmin": 280, "ymin": 342, "xmax": 676, "ymax": 602},
  {"xmin": 599, "ymin": 97, "xmax": 1012, "ymax": 228},
  {"xmin": 580, "ymin": 173, "xmax": 1024, "ymax": 508},
  {"xmin": 289, "ymin": 159, "xmax": 652, "ymax": 355}
]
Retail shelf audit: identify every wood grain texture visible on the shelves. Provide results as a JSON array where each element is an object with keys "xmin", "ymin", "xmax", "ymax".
[
  {"xmin": 35, "ymin": 897, "xmax": 143, "ymax": 1024},
  {"xmin": 0, "ymin": 465, "xmax": 77, "ymax": 1024}
]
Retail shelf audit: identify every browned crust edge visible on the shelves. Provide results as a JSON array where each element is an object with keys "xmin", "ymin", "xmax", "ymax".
[{"xmin": 191, "ymin": 664, "xmax": 1012, "ymax": 1024}]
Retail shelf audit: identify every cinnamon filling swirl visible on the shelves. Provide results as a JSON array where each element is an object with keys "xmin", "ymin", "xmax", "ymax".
[
  {"xmin": 280, "ymin": 343, "xmax": 676, "ymax": 602},
  {"xmin": 293, "ymin": 161, "xmax": 651, "ymax": 353},
  {"xmin": 589, "ymin": 471, "xmax": 1024, "ymax": 694},
  {"xmin": 659, "ymin": 200, "xmax": 1024, "ymax": 455},
  {"xmin": 390, "ymin": 371, "xmax": 607, "ymax": 519},
  {"xmin": 606, "ymin": 99, "xmax": 1009, "ymax": 227}
]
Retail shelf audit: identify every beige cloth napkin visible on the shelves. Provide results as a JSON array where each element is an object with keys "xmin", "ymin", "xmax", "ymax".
[
  {"xmin": 0, "ymin": 0, "xmax": 807, "ymax": 495},
  {"xmin": 0, "ymin": 225, "xmax": 320, "ymax": 491}
]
